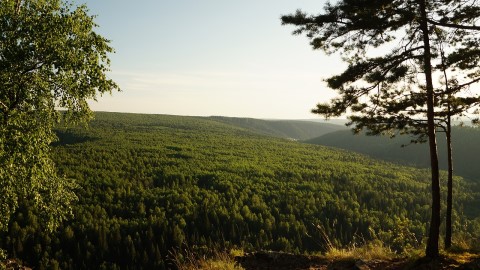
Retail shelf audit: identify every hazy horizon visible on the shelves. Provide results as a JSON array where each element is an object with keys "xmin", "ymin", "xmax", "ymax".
[
  {"xmin": 81, "ymin": 0, "xmax": 346, "ymax": 119},
  {"xmin": 89, "ymin": 110, "xmax": 351, "ymax": 123}
]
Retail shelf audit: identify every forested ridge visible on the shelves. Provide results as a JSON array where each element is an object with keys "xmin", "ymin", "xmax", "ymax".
[
  {"xmin": 208, "ymin": 116, "xmax": 347, "ymax": 141},
  {"xmin": 306, "ymin": 127, "xmax": 480, "ymax": 182},
  {"xmin": 1, "ymin": 112, "xmax": 479, "ymax": 269}
]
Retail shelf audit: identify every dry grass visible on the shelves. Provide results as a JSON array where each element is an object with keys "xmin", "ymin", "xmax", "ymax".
[
  {"xmin": 443, "ymin": 251, "xmax": 480, "ymax": 264},
  {"xmin": 325, "ymin": 240, "xmax": 397, "ymax": 261},
  {"xmin": 172, "ymin": 248, "xmax": 245, "ymax": 270},
  {"xmin": 449, "ymin": 233, "xmax": 480, "ymax": 254},
  {"xmin": 196, "ymin": 253, "xmax": 244, "ymax": 270}
]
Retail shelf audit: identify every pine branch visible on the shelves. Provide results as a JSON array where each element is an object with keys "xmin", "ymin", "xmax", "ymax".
[
  {"xmin": 427, "ymin": 19, "xmax": 480, "ymax": 31},
  {"xmin": 444, "ymin": 77, "xmax": 480, "ymax": 95}
]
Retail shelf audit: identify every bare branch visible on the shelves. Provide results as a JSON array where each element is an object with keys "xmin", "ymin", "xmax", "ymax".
[{"xmin": 0, "ymin": 100, "xmax": 8, "ymax": 111}]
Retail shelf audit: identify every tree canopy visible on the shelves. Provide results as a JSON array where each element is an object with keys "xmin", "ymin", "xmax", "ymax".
[{"xmin": 0, "ymin": 0, "xmax": 119, "ymax": 233}]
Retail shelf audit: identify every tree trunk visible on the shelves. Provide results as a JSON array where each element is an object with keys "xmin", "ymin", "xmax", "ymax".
[
  {"xmin": 419, "ymin": 0, "xmax": 441, "ymax": 259},
  {"xmin": 15, "ymin": 0, "xmax": 21, "ymax": 14},
  {"xmin": 445, "ymin": 112, "xmax": 453, "ymax": 249}
]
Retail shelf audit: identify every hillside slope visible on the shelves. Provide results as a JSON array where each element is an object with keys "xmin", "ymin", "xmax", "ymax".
[
  {"xmin": 306, "ymin": 126, "xmax": 480, "ymax": 181},
  {"xmin": 2, "ymin": 112, "xmax": 479, "ymax": 269},
  {"xmin": 209, "ymin": 116, "xmax": 346, "ymax": 140}
]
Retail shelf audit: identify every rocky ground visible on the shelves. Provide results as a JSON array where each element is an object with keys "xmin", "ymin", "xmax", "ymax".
[{"xmin": 236, "ymin": 251, "xmax": 480, "ymax": 270}]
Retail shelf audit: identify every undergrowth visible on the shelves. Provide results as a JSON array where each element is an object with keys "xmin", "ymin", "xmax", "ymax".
[
  {"xmin": 314, "ymin": 222, "xmax": 421, "ymax": 261},
  {"xmin": 172, "ymin": 224, "xmax": 480, "ymax": 269},
  {"xmin": 325, "ymin": 239, "xmax": 397, "ymax": 261},
  {"xmin": 171, "ymin": 248, "xmax": 245, "ymax": 270}
]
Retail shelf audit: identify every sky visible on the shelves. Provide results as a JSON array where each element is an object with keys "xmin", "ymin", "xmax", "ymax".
[{"xmin": 81, "ymin": 0, "xmax": 346, "ymax": 119}]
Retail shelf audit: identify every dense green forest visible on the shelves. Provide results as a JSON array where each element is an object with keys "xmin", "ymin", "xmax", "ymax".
[
  {"xmin": 306, "ymin": 127, "xmax": 480, "ymax": 181},
  {"xmin": 1, "ymin": 112, "xmax": 479, "ymax": 269}
]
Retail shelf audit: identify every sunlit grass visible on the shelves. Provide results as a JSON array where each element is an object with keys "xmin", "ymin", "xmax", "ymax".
[
  {"xmin": 443, "ymin": 251, "xmax": 479, "ymax": 264},
  {"xmin": 325, "ymin": 240, "xmax": 397, "ymax": 261},
  {"xmin": 172, "ymin": 248, "xmax": 245, "ymax": 270}
]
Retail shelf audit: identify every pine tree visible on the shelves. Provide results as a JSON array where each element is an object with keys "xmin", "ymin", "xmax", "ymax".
[{"xmin": 282, "ymin": 0, "xmax": 480, "ymax": 258}]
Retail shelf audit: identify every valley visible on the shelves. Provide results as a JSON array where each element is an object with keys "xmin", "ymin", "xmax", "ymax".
[{"xmin": 2, "ymin": 112, "xmax": 478, "ymax": 269}]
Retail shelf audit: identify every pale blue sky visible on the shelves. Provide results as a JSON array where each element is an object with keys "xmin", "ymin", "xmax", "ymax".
[{"xmin": 82, "ymin": 0, "xmax": 345, "ymax": 119}]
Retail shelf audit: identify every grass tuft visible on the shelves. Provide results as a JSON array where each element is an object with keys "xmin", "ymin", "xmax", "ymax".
[
  {"xmin": 442, "ymin": 250, "xmax": 480, "ymax": 265},
  {"xmin": 172, "ymin": 248, "xmax": 245, "ymax": 270},
  {"xmin": 325, "ymin": 240, "xmax": 397, "ymax": 261}
]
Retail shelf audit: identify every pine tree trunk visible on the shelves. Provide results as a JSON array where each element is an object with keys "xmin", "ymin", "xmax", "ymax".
[
  {"xmin": 419, "ymin": 0, "xmax": 441, "ymax": 259},
  {"xmin": 445, "ymin": 114, "xmax": 453, "ymax": 249}
]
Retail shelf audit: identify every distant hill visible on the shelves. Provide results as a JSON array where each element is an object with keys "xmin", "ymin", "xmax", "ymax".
[
  {"xmin": 301, "ymin": 118, "xmax": 350, "ymax": 126},
  {"xmin": 209, "ymin": 116, "xmax": 347, "ymax": 141},
  {"xmin": 306, "ymin": 126, "xmax": 480, "ymax": 181}
]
